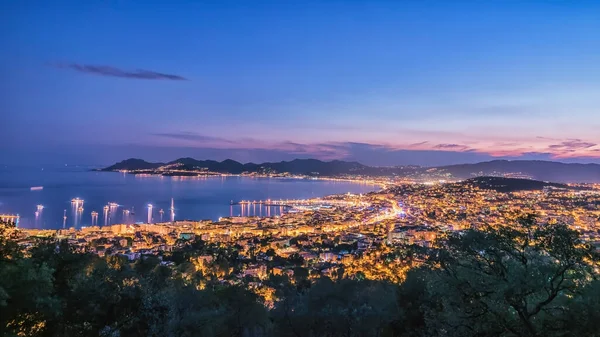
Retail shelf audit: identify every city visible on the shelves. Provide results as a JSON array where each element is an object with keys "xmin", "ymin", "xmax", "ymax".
[
  {"xmin": 3, "ymin": 175, "xmax": 600, "ymax": 335},
  {"xmin": 8, "ymin": 176, "xmax": 600, "ymax": 278},
  {"xmin": 3, "ymin": 0, "xmax": 600, "ymax": 336}
]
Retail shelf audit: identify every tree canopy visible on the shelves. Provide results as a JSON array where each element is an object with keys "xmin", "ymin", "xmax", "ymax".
[{"xmin": 1, "ymin": 216, "xmax": 599, "ymax": 337}]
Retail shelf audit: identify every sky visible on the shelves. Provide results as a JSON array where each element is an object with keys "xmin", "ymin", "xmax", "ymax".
[{"xmin": 1, "ymin": 0, "xmax": 600, "ymax": 167}]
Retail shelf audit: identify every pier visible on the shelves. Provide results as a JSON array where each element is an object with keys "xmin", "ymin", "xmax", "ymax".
[
  {"xmin": 233, "ymin": 199, "xmax": 316, "ymax": 207},
  {"xmin": 0, "ymin": 214, "xmax": 20, "ymax": 223},
  {"xmin": 234, "ymin": 198, "xmax": 366, "ymax": 207}
]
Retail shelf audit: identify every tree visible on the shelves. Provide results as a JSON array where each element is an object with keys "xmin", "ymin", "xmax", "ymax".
[
  {"xmin": 0, "ymin": 220, "xmax": 59, "ymax": 337},
  {"xmin": 0, "ymin": 257, "xmax": 57, "ymax": 336},
  {"xmin": 273, "ymin": 278, "xmax": 399, "ymax": 337},
  {"xmin": 287, "ymin": 253, "xmax": 304, "ymax": 267},
  {"xmin": 423, "ymin": 215, "xmax": 600, "ymax": 337}
]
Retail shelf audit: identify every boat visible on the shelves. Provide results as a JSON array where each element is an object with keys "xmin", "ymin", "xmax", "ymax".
[{"xmin": 30, "ymin": 186, "xmax": 43, "ymax": 191}]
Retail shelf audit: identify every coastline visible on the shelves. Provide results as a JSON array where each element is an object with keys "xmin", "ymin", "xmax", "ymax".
[
  {"xmin": 99, "ymin": 168, "xmax": 389, "ymax": 189},
  {"xmin": 3, "ymin": 171, "xmax": 381, "ymax": 230}
]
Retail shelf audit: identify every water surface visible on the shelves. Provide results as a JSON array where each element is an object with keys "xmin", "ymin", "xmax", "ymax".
[{"xmin": 0, "ymin": 167, "xmax": 377, "ymax": 229}]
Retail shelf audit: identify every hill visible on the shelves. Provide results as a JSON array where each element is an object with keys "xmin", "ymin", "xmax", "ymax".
[
  {"xmin": 165, "ymin": 158, "xmax": 247, "ymax": 173},
  {"xmin": 459, "ymin": 176, "xmax": 572, "ymax": 192},
  {"xmin": 102, "ymin": 158, "xmax": 164, "ymax": 171},
  {"xmin": 101, "ymin": 158, "xmax": 370, "ymax": 176},
  {"xmin": 259, "ymin": 159, "xmax": 367, "ymax": 175},
  {"xmin": 436, "ymin": 160, "xmax": 600, "ymax": 183}
]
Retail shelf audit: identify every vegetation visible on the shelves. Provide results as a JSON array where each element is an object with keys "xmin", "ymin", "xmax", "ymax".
[
  {"xmin": 460, "ymin": 176, "xmax": 573, "ymax": 192},
  {"xmin": 1, "ymin": 216, "xmax": 599, "ymax": 337}
]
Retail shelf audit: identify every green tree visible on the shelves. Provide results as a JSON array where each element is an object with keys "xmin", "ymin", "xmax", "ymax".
[
  {"xmin": 0, "ymin": 220, "xmax": 59, "ymax": 337},
  {"xmin": 423, "ymin": 215, "xmax": 600, "ymax": 337},
  {"xmin": 273, "ymin": 278, "xmax": 399, "ymax": 337}
]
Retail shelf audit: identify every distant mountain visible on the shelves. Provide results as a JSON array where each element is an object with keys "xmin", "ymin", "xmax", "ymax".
[
  {"xmin": 260, "ymin": 159, "xmax": 367, "ymax": 175},
  {"xmin": 102, "ymin": 158, "xmax": 164, "ymax": 171},
  {"xmin": 101, "ymin": 158, "xmax": 369, "ymax": 176},
  {"xmin": 101, "ymin": 158, "xmax": 600, "ymax": 183},
  {"xmin": 165, "ymin": 157, "xmax": 247, "ymax": 173},
  {"xmin": 457, "ymin": 176, "xmax": 572, "ymax": 193},
  {"xmin": 165, "ymin": 158, "xmax": 368, "ymax": 175},
  {"xmin": 435, "ymin": 160, "xmax": 600, "ymax": 183}
]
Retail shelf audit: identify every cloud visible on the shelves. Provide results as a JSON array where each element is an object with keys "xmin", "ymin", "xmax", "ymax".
[
  {"xmin": 471, "ymin": 139, "xmax": 598, "ymax": 159},
  {"xmin": 142, "ymin": 129, "xmax": 600, "ymax": 166},
  {"xmin": 409, "ymin": 141, "xmax": 429, "ymax": 147},
  {"xmin": 282, "ymin": 142, "xmax": 351, "ymax": 160},
  {"xmin": 150, "ymin": 132, "xmax": 348, "ymax": 159},
  {"xmin": 547, "ymin": 139, "xmax": 596, "ymax": 151},
  {"xmin": 536, "ymin": 136, "xmax": 562, "ymax": 141},
  {"xmin": 151, "ymin": 131, "xmax": 275, "ymax": 150},
  {"xmin": 433, "ymin": 143, "xmax": 470, "ymax": 151},
  {"xmin": 152, "ymin": 132, "xmax": 232, "ymax": 143},
  {"xmin": 51, "ymin": 63, "xmax": 187, "ymax": 80},
  {"xmin": 10, "ymin": 137, "xmax": 600, "ymax": 167}
]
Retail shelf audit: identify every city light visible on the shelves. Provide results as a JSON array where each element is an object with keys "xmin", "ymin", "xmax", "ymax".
[{"xmin": 147, "ymin": 204, "xmax": 153, "ymax": 224}]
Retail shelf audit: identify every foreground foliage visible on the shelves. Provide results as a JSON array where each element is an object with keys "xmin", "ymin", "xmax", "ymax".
[{"xmin": 1, "ymin": 216, "xmax": 599, "ymax": 337}]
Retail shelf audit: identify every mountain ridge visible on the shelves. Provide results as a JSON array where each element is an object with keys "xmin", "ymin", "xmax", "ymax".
[{"xmin": 101, "ymin": 158, "xmax": 600, "ymax": 183}]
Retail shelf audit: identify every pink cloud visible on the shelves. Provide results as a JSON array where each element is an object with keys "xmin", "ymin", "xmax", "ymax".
[{"xmin": 150, "ymin": 131, "xmax": 600, "ymax": 161}]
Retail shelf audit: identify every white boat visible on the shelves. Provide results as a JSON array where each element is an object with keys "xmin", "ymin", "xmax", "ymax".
[{"xmin": 30, "ymin": 186, "xmax": 43, "ymax": 191}]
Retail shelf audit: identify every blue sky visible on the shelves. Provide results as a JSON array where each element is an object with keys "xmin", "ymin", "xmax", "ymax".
[{"xmin": 2, "ymin": 0, "xmax": 600, "ymax": 166}]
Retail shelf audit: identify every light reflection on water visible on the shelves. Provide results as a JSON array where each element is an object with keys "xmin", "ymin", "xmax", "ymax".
[{"xmin": 0, "ymin": 167, "xmax": 377, "ymax": 229}]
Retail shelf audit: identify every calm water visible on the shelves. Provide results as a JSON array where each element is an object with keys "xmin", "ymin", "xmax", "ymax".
[{"xmin": 0, "ymin": 167, "xmax": 377, "ymax": 229}]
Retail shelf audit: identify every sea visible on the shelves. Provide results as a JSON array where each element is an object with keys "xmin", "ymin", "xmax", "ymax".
[{"xmin": 0, "ymin": 166, "xmax": 378, "ymax": 229}]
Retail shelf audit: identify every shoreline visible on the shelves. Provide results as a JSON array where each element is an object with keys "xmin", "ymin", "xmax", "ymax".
[
  {"xmin": 99, "ymin": 169, "xmax": 388, "ymax": 189},
  {"xmin": 5, "ymin": 172, "xmax": 383, "ymax": 230}
]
